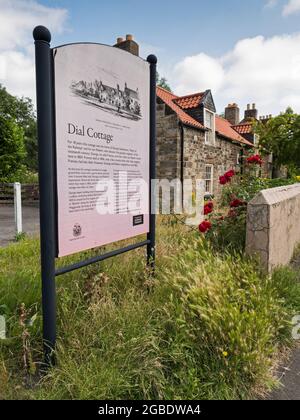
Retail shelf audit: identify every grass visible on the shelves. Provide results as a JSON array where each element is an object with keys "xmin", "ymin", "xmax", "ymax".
[{"xmin": 0, "ymin": 216, "xmax": 300, "ymax": 400}]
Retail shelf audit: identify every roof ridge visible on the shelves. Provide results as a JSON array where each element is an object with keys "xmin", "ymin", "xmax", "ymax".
[
  {"xmin": 232, "ymin": 122, "xmax": 253, "ymax": 127},
  {"xmin": 175, "ymin": 91, "xmax": 206, "ymax": 101},
  {"xmin": 156, "ymin": 87, "xmax": 253, "ymax": 147},
  {"xmin": 156, "ymin": 85, "xmax": 178, "ymax": 97}
]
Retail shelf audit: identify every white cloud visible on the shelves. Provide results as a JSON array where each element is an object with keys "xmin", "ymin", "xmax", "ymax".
[
  {"xmin": 265, "ymin": 0, "xmax": 278, "ymax": 9},
  {"xmin": 283, "ymin": 0, "xmax": 300, "ymax": 15},
  {"xmin": 169, "ymin": 32, "xmax": 300, "ymax": 116},
  {"xmin": 0, "ymin": 0, "xmax": 68, "ymax": 101},
  {"xmin": 173, "ymin": 53, "xmax": 224, "ymax": 96}
]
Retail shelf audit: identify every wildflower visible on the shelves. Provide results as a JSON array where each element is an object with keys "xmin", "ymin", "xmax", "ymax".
[
  {"xmin": 199, "ymin": 220, "xmax": 212, "ymax": 233},
  {"xmin": 222, "ymin": 351, "xmax": 229, "ymax": 358}
]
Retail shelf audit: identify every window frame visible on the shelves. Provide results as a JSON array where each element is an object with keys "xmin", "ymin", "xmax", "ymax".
[
  {"xmin": 204, "ymin": 164, "xmax": 214, "ymax": 195},
  {"xmin": 204, "ymin": 108, "xmax": 216, "ymax": 146}
]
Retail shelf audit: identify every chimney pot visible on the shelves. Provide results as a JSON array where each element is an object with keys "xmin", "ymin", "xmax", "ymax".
[
  {"xmin": 225, "ymin": 102, "xmax": 240, "ymax": 125},
  {"xmin": 244, "ymin": 103, "xmax": 258, "ymax": 121},
  {"xmin": 114, "ymin": 34, "xmax": 139, "ymax": 56}
]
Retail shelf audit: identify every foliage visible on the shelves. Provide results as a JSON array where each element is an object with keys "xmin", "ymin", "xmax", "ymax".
[
  {"xmin": 156, "ymin": 71, "xmax": 172, "ymax": 92},
  {"xmin": 201, "ymin": 161, "xmax": 299, "ymax": 253},
  {"xmin": 4, "ymin": 167, "xmax": 39, "ymax": 184},
  {"xmin": 0, "ymin": 84, "xmax": 37, "ymax": 171},
  {"xmin": 14, "ymin": 232, "xmax": 27, "ymax": 243},
  {"xmin": 0, "ymin": 115, "xmax": 26, "ymax": 182},
  {"xmin": 221, "ymin": 174, "xmax": 297, "ymax": 208},
  {"xmin": 0, "ymin": 219, "xmax": 300, "ymax": 400},
  {"xmin": 206, "ymin": 208, "xmax": 247, "ymax": 253},
  {"xmin": 254, "ymin": 107, "xmax": 300, "ymax": 174}
]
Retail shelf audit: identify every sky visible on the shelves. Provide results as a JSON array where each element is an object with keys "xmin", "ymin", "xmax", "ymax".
[{"xmin": 2, "ymin": 0, "xmax": 300, "ymax": 116}]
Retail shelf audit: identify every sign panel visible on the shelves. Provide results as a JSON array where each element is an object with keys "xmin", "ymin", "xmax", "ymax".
[{"xmin": 53, "ymin": 44, "xmax": 150, "ymax": 257}]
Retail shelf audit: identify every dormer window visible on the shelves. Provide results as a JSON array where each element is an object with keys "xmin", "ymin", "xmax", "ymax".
[{"xmin": 204, "ymin": 109, "xmax": 215, "ymax": 146}]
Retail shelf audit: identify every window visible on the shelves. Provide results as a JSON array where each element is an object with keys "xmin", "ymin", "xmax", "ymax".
[
  {"xmin": 204, "ymin": 164, "xmax": 214, "ymax": 194},
  {"xmin": 204, "ymin": 109, "xmax": 215, "ymax": 145}
]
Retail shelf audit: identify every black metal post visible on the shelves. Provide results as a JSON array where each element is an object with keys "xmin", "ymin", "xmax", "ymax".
[
  {"xmin": 146, "ymin": 55, "xmax": 157, "ymax": 270},
  {"xmin": 33, "ymin": 26, "xmax": 56, "ymax": 366}
]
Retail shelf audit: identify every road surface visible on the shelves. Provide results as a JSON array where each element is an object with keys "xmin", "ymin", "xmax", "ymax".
[{"xmin": 0, "ymin": 205, "xmax": 39, "ymax": 247}]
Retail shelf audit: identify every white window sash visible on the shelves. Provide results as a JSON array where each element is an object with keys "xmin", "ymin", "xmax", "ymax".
[
  {"xmin": 204, "ymin": 109, "xmax": 215, "ymax": 145},
  {"xmin": 204, "ymin": 164, "xmax": 214, "ymax": 194}
]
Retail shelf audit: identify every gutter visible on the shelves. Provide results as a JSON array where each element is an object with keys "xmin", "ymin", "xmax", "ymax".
[{"xmin": 180, "ymin": 122, "xmax": 184, "ymax": 204}]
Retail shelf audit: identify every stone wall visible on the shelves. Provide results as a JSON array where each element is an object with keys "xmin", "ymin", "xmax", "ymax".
[
  {"xmin": 246, "ymin": 184, "xmax": 300, "ymax": 272},
  {"xmin": 156, "ymin": 102, "xmax": 242, "ymax": 201},
  {"xmin": 156, "ymin": 102, "xmax": 181, "ymax": 181},
  {"xmin": 182, "ymin": 126, "xmax": 241, "ymax": 199}
]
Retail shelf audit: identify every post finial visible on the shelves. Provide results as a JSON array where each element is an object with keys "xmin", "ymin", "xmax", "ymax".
[
  {"xmin": 147, "ymin": 54, "xmax": 157, "ymax": 65},
  {"xmin": 33, "ymin": 26, "xmax": 51, "ymax": 43}
]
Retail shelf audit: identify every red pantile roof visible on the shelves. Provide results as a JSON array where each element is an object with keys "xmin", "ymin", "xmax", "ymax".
[
  {"xmin": 156, "ymin": 86, "xmax": 253, "ymax": 147},
  {"xmin": 232, "ymin": 122, "xmax": 253, "ymax": 135},
  {"xmin": 156, "ymin": 86, "xmax": 205, "ymax": 130},
  {"xmin": 215, "ymin": 116, "xmax": 252, "ymax": 146},
  {"xmin": 174, "ymin": 92, "xmax": 205, "ymax": 109}
]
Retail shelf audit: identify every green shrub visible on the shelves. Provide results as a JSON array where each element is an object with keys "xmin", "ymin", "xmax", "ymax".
[
  {"xmin": 221, "ymin": 176, "xmax": 297, "ymax": 207},
  {"xmin": 206, "ymin": 209, "xmax": 246, "ymax": 253},
  {"xmin": 204, "ymin": 169, "xmax": 299, "ymax": 254},
  {"xmin": 0, "ymin": 116, "xmax": 25, "ymax": 182},
  {"xmin": 5, "ymin": 167, "xmax": 38, "ymax": 184},
  {"xmin": 1, "ymin": 222, "xmax": 300, "ymax": 400}
]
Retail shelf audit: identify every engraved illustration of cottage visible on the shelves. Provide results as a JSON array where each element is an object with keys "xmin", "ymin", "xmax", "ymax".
[{"xmin": 71, "ymin": 78, "xmax": 142, "ymax": 121}]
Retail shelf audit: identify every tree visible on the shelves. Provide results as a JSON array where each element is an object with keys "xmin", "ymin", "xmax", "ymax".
[
  {"xmin": 0, "ymin": 84, "xmax": 37, "ymax": 171},
  {"xmin": 0, "ymin": 115, "xmax": 26, "ymax": 181},
  {"xmin": 156, "ymin": 72, "xmax": 172, "ymax": 92},
  {"xmin": 254, "ymin": 107, "xmax": 300, "ymax": 177}
]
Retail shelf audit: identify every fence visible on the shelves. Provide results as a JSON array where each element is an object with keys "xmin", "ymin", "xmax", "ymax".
[{"xmin": 0, "ymin": 183, "xmax": 39, "ymax": 205}]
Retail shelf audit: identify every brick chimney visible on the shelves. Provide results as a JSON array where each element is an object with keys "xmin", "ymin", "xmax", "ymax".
[
  {"xmin": 244, "ymin": 103, "xmax": 258, "ymax": 121},
  {"xmin": 114, "ymin": 34, "xmax": 139, "ymax": 56},
  {"xmin": 225, "ymin": 103, "xmax": 240, "ymax": 125}
]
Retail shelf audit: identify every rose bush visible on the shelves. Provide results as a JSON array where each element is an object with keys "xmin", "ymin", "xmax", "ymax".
[{"xmin": 198, "ymin": 154, "xmax": 298, "ymax": 252}]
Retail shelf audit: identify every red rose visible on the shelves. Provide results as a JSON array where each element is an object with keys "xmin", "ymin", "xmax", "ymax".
[
  {"xmin": 225, "ymin": 169, "xmax": 235, "ymax": 180},
  {"xmin": 230, "ymin": 198, "xmax": 245, "ymax": 208},
  {"xmin": 204, "ymin": 201, "xmax": 214, "ymax": 215},
  {"xmin": 220, "ymin": 169, "xmax": 235, "ymax": 185},
  {"xmin": 219, "ymin": 176, "xmax": 228, "ymax": 185},
  {"xmin": 247, "ymin": 155, "xmax": 263, "ymax": 165},
  {"xmin": 199, "ymin": 220, "xmax": 212, "ymax": 233}
]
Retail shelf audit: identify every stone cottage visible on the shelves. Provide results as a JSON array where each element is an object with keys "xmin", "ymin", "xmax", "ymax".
[
  {"xmin": 225, "ymin": 103, "xmax": 273, "ymax": 177},
  {"xmin": 113, "ymin": 35, "xmax": 257, "ymax": 197},
  {"xmin": 156, "ymin": 87, "xmax": 253, "ymax": 199}
]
